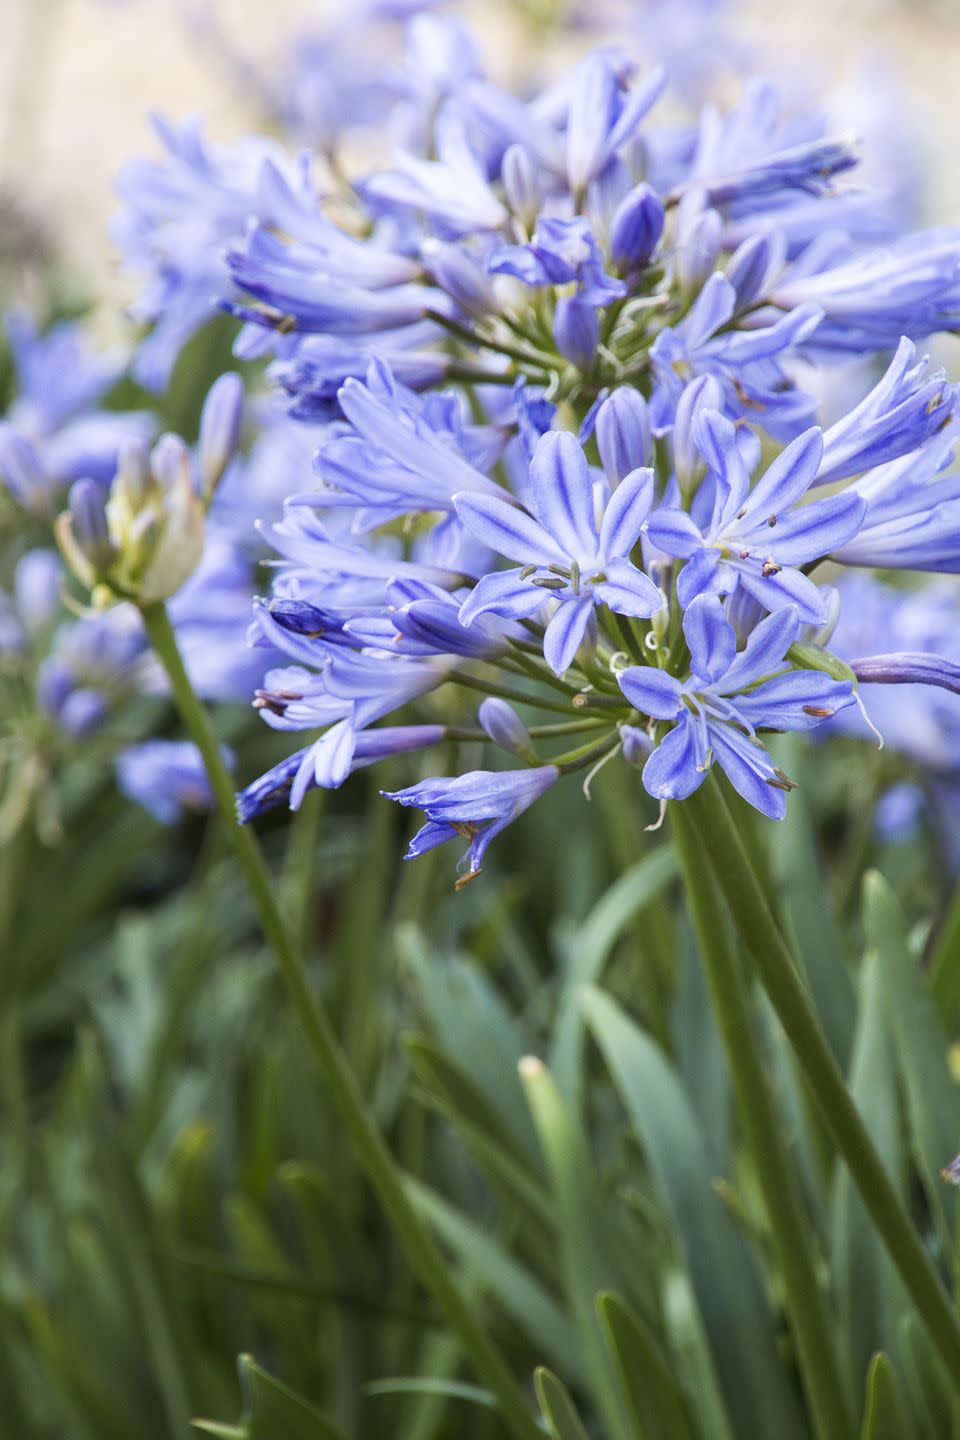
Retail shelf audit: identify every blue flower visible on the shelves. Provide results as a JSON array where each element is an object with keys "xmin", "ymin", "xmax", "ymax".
[
  {"xmin": 832, "ymin": 432, "xmax": 960, "ymax": 573},
  {"xmin": 646, "ymin": 410, "xmax": 865, "ymax": 623},
  {"xmin": 649, "ymin": 272, "xmax": 824, "ymax": 438},
  {"xmin": 117, "ymin": 740, "xmax": 233, "ymax": 824},
  {"xmin": 771, "ymin": 228, "xmax": 960, "ymax": 351},
  {"xmin": 617, "ymin": 596, "xmax": 855, "ymax": 817},
  {"xmin": 455, "ymin": 431, "xmax": 664, "ymax": 675},
  {"xmin": 487, "ymin": 215, "xmax": 626, "ymax": 306},
  {"xmin": 0, "ymin": 311, "xmax": 152, "ymax": 516},
  {"xmin": 383, "ymin": 766, "xmax": 559, "ymax": 884},
  {"xmin": 815, "ymin": 339, "xmax": 956, "ymax": 485}
]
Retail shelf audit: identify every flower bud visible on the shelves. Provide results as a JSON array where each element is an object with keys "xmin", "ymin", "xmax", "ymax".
[
  {"xmin": 672, "ymin": 374, "xmax": 723, "ymax": 497},
  {"xmin": 502, "ymin": 144, "xmax": 542, "ymax": 231},
  {"xmin": 14, "ymin": 549, "xmax": 61, "ymax": 635},
  {"xmin": 423, "ymin": 240, "xmax": 496, "ymax": 319},
  {"xmin": 198, "ymin": 372, "xmax": 244, "ymax": 498},
  {"xmin": 610, "ymin": 182, "xmax": 664, "ymax": 273},
  {"xmin": 553, "ymin": 297, "xmax": 598, "ymax": 371},
  {"xmin": 0, "ymin": 426, "xmax": 52, "ymax": 517},
  {"xmin": 478, "ymin": 697, "xmax": 537, "ymax": 760},
  {"xmin": 65, "ymin": 479, "xmax": 115, "ymax": 577},
  {"xmin": 620, "ymin": 723, "xmax": 653, "ymax": 767},
  {"xmin": 595, "ymin": 388, "xmax": 651, "ymax": 482}
]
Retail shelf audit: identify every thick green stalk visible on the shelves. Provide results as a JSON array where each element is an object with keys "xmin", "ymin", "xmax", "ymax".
[
  {"xmin": 684, "ymin": 776, "xmax": 960, "ymax": 1383},
  {"xmin": 671, "ymin": 803, "xmax": 855, "ymax": 1440},
  {"xmin": 140, "ymin": 602, "xmax": 542, "ymax": 1440}
]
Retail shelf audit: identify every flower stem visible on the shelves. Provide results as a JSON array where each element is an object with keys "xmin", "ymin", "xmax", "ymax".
[
  {"xmin": 684, "ymin": 775, "xmax": 960, "ymax": 1384},
  {"xmin": 139, "ymin": 602, "xmax": 542, "ymax": 1440},
  {"xmin": 671, "ymin": 801, "xmax": 855, "ymax": 1440}
]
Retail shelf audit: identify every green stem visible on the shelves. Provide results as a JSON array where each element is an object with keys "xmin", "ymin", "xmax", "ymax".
[
  {"xmin": 449, "ymin": 670, "xmax": 577, "ymax": 715},
  {"xmin": 684, "ymin": 776, "xmax": 960, "ymax": 1384},
  {"xmin": 671, "ymin": 801, "xmax": 855, "ymax": 1440},
  {"xmin": 140, "ymin": 602, "xmax": 542, "ymax": 1440}
]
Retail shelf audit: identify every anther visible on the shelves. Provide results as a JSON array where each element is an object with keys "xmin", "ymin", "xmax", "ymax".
[{"xmin": 761, "ymin": 559, "xmax": 782, "ymax": 577}]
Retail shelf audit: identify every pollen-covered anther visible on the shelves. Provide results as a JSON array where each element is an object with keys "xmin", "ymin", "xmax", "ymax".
[
  {"xmin": 761, "ymin": 558, "xmax": 782, "ymax": 577},
  {"xmin": 766, "ymin": 767, "xmax": 799, "ymax": 792},
  {"xmin": 802, "ymin": 704, "xmax": 834, "ymax": 717},
  {"xmin": 767, "ymin": 515, "xmax": 778, "ymax": 527},
  {"xmin": 519, "ymin": 564, "xmax": 537, "ymax": 580},
  {"xmin": 532, "ymin": 575, "xmax": 566, "ymax": 590},
  {"xmin": 253, "ymin": 688, "xmax": 302, "ymax": 714},
  {"xmin": 454, "ymin": 868, "xmax": 482, "ymax": 892}
]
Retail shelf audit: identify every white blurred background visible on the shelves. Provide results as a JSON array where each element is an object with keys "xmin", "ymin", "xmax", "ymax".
[{"xmin": 1, "ymin": 0, "xmax": 958, "ymax": 318}]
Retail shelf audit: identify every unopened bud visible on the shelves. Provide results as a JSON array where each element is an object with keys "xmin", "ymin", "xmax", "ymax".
[
  {"xmin": 66, "ymin": 479, "xmax": 115, "ymax": 574},
  {"xmin": 502, "ymin": 144, "xmax": 542, "ymax": 231},
  {"xmin": 610, "ymin": 182, "xmax": 664, "ymax": 274},
  {"xmin": 423, "ymin": 240, "xmax": 496, "ymax": 319},
  {"xmin": 199, "ymin": 372, "xmax": 244, "ymax": 498},
  {"xmin": 478, "ymin": 697, "xmax": 537, "ymax": 760},
  {"xmin": 595, "ymin": 388, "xmax": 651, "ymax": 481},
  {"xmin": 553, "ymin": 297, "xmax": 598, "ymax": 371}
]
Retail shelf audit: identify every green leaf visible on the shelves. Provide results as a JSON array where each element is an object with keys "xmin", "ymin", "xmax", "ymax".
[
  {"xmin": 405, "ymin": 1176, "xmax": 582, "ymax": 1379},
  {"xmin": 581, "ymin": 986, "xmax": 805, "ymax": 1440},
  {"xmin": 864, "ymin": 871, "xmax": 960, "ymax": 1240},
  {"xmin": 550, "ymin": 848, "xmax": 677, "ymax": 1105},
  {"xmin": 520, "ymin": 1057, "xmax": 635, "ymax": 1440},
  {"xmin": 859, "ymin": 1353, "xmax": 908, "ymax": 1440},
  {"xmin": 596, "ymin": 1291, "xmax": 696, "ymax": 1440},
  {"xmin": 769, "ymin": 733, "xmax": 855, "ymax": 1070},
  {"xmin": 533, "ymin": 1367, "xmax": 591, "ymax": 1440},
  {"xmin": 194, "ymin": 1355, "xmax": 345, "ymax": 1440},
  {"xmin": 364, "ymin": 1377, "xmax": 495, "ymax": 1407},
  {"xmin": 831, "ymin": 954, "xmax": 909, "ymax": 1394},
  {"xmin": 897, "ymin": 1312, "xmax": 955, "ymax": 1440}
]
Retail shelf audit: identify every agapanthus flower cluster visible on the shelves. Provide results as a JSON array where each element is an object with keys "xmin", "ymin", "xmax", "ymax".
[{"xmin": 48, "ymin": 9, "xmax": 960, "ymax": 883}]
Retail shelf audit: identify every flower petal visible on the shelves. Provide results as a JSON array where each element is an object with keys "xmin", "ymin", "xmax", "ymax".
[
  {"xmin": 598, "ymin": 466, "xmax": 655, "ymax": 560},
  {"xmin": 763, "ymin": 493, "xmax": 866, "ymax": 565},
  {"xmin": 454, "ymin": 491, "xmax": 566, "ymax": 566},
  {"xmin": 543, "ymin": 596, "xmax": 594, "ymax": 675},
  {"xmin": 676, "ymin": 547, "xmax": 727, "ymax": 607},
  {"xmin": 708, "ymin": 725, "xmax": 786, "ymax": 819},
  {"xmin": 594, "ymin": 558, "xmax": 663, "ymax": 617},
  {"xmin": 715, "ymin": 605, "xmax": 800, "ymax": 692},
  {"xmin": 618, "ymin": 664, "xmax": 683, "ymax": 718},
  {"xmin": 744, "ymin": 426, "xmax": 824, "ymax": 519},
  {"xmin": 458, "ymin": 568, "xmax": 546, "ymax": 625},
  {"xmin": 644, "ymin": 505, "xmax": 703, "ymax": 559},
  {"xmin": 530, "ymin": 431, "xmax": 598, "ymax": 557},
  {"xmin": 682, "ymin": 594, "xmax": 737, "ymax": 683},
  {"xmin": 641, "ymin": 714, "xmax": 705, "ymax": 800},
  {"xmin": 737, "ymin": 564, "xmax": 827, "ymax": 625}
]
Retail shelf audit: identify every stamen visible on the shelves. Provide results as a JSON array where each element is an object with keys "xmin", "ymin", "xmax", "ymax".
[
  {"xmin": 519, "ymin": 564, "xmax": 537, "ymax": 580},
  {"xmin": 645, "ymin": 797, "xmax": 668, "ymax": 832},
  {"xmin": 532, "ymin": 576, "xmax": 566, "ymax": 590},
  {"xmin": 582, "ymin": 741, "xmax": 621, "ymax": 800},
  {"xmin": 802, "ymin": 705, "xmax": 834, "ymax": 717},
  {"xmin": 855, "ymin": 690, "xmax": 885, "ymax": 750},
  {"xmin": 761, "ymin": 559, "xmax": 782, "ymax": 577}
]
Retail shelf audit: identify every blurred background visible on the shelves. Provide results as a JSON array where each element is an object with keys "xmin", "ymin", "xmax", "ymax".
[{"xmin": 2, "ymin": 0, "xmax": 960, "ymax": 324}]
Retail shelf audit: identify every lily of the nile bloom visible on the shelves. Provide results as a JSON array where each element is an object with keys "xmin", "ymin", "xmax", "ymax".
[
  {"xmin": 648, "ymin": 271, "xmax": 825, "ymax": 438},
  {"xmin": 646, "ymin": 409, "xmax": 865, "ymax": 623},
  {"xmin": 117, "ymin": 740, "xmax": 234, "ymax": 823},
  {"xmin": 0, "ymin": 311, "xmax": 152, "ymax": 517},
  {"xmin": 617, "ymin": 596, "xmax": 855, "ymax": 817},
  {"xmin": 455, "ymin": 430, "xmax": 664, "ymax": 675},
  {"xmin": 770, "ymin": 227, "xmax": 960, "ymax": 352},
  {"xmin": 831, "ymin": 431, "xmax": 960, "ymax": 573},
  {"xmin": 383, "ymin": 766, "xmax": 559, "ymax": 887}
]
